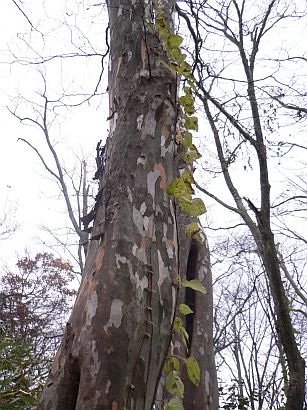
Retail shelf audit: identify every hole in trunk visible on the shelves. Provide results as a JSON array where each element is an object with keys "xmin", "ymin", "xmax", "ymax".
[{"xmin": 185, "ymin": 239, "xmax": 198, "ymax": 352}]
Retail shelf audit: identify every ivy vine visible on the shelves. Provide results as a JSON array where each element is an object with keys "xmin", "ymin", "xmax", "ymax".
[{"xmin": 155, "ymin": 9, "xmax": 208, "ymax": 410}]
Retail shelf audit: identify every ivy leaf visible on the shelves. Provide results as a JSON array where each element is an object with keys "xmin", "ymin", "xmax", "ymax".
[
  {"xmin": 183, "ymin": 86, "xmax": 192, "ymax": 95},
  {"xmin": 185, "ymin": 116, "xmax": 198, "ymax": 131},
  {"xmin": 181, "ymin": 170, "xmax": 195, "ymax": 185},
  {"xmin": 182, "ymin": 132, "xmax": 193, "ymax": 148},
  {"xmin": 179, "ymin": 303, "xmax": 194, "ymax": 315},
  {"xmin": 182, "ymin": 145, "xmax": 202, "ymax": 163},
  {"xmin": 167, "ymin": 34, "xmax": 184, "ymax": 49},
  {"xmin": 166, "ymin": 178, "xmax": 193, "ymax": 199},
  {"xmin": 187, "ymin": 79, "xmax": 198, "ymax": 92},
  {"xmin": 185, "ymin": 222, "xmax": 201, "ymax": 237},
  {"xmin": 192, "ymin": 231, "xmax": 204, "ymax": 244},
  {"xmin": 157, "ymin": 12, "xmax": 168, "ymax": 39},
  {"xmin": 189, "ymin": 198, "xmax": 206, "ymax": 216},
  {"xmin": 177, "ymin": 61, "xmax": 192, "ymax": 77},
  {"xmin": 185, "ymin": 356, "xmax": 200, "ymax": 386},
  {"xmin": 168, "ymin": 48, "xmax": 185, "ymax": 64},
  {"xmin": 173, "ymin": 317, "xmax": 189, "ymax": 348},
  {"xmin": 165, "ymin": 357, "xmax": 180, "ymax": 374},
  {"xmin": 147, "ymin": 22, "xmax": 154, "ymax": 33},
  {"xmin": 181, "ymin": 279, "xmax": 207, "ymax": 294},
  {"xmin": 178, "ymin": 197, "xmax": 206, "ymax": 217},
  {"xmin": 179, "ymin": 94, "xmax": 195, "ymax": 116},
  {"xmin": 164, "ymin": 397, "xmax": 184, "ymax": 410},
  {"xmin": 165, "ymin": 371, "xmax": 184, "ymax": 398}
]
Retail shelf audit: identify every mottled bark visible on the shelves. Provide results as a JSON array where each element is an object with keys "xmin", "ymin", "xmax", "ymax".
[
  {"xmin": 37, "ymin": 1, "xmax": 217, "ymax": 409},
  {"xmin": 182, "ymin": 238, "xmax": 218, "ymax": 409}
]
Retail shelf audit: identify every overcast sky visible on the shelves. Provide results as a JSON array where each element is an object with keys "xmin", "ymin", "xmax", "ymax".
[
  {"xmin": 0, "ymin": 0, "xmax": 110, "ymax": 269},
  {"xmin": 0, "ymin": 0, "xmax": 306, "ymax": 275}
]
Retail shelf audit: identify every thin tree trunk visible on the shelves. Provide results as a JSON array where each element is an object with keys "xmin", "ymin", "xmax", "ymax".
[{"xmin": 37, "ymin": 1, "xmax": 217, "ymax": 409}]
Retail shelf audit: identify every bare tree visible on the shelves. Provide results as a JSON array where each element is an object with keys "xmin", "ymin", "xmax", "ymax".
[
  {"xmin": 212, "ymin": 233, "xmax": 290, "ymax": 409},
  {"xmin": 175, "ymin": 0, "xmax": 306, "ymax": 407},
  {"xmin": 8, "ymin": 76, "xmax": 97, "ymax": 275},
  {"xmin": 0, "ymin": 198, "xmax": 18, "ymax": 241}
]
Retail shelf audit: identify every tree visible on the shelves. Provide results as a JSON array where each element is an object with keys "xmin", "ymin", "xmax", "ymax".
[
  {"xmin": 0, "ymin": 252, "xmax": 76, "ymax": 409},
  {"xmin": 37, "ymin": 1, "xmax": 218, "ymax": 409},
  {"xmin": 174, "ymin": 0, "xmax": 306, "ymax": 407},
  {"xmin": 9, "ymin": 78, "xmax": 95, "ymax": 275},
  {"xmin": 212, "ymin": 232, "xmax": 289, "ymax": 409},
  {"xmin": 0, "ymin": 198, "xmax": 18, "ymax": 241}
]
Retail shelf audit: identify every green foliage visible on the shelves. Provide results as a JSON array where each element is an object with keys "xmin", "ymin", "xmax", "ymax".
[
  {"xmin": 181, "ymin": 170, "xmax": 195, "ymax": 185},
  {"xmin": 165, "ymin": 357, "xmax": 180, "ymax": 374},
  {"xmin": 167, "ymin": 34, "xmax": 184, "ymax": 50},
  {"xmin": 179, "ymin": 90, "xmax": 195, "ymax": 116},
  {"xmin": 179, "ymin": 303, "xmax": 193, "ymax": 315},
  {"xmin": 181, "ymin": 279, "xmax": 207, "ymax": 294},
  {"xmin": 166, "ymin": 177, "xmax": 193, "ymax": 199},
  {"xmin": 184, "ymin": 116, "xmax": 198, "ymax": 131},
  {"xmin": 184, "ymin": 356, "xmax": 200, "ymax": 386},
  {"xmin": 185, "ymin": 221, "xmax": 204, "ymax": 243},
  {"xmin": 0, "ymin": 336, "xmax": 42, "ymax": 409},
  {"xmin": 164, "ymin": 397, "xmax": 184, "ymax": 410},
  {"xmin": 177, "ymin": 197, "xmax": 206, "ymax": 217},
  {"xmin": 0, "ymin": 252, "xmax": 76, "ymax": 409},
  {"xmin": 185, "ymin": 222, "xmax": 200, "ymax": 237},
  {"xmin": 175, "ymin": 61, "xmax": 192, "ymax": 77},
  {"xmin": 182, "ymin": 132, "xmax": 193, "ymax": 148},
  {"xmin": 165, "ymin": 371, "xmax": 184, "ymax": 398},
  {"xmin": 156, "ymin": 11, "xmax": 168, "ymax": 39},
  {"xmin": 156, "ymin": 11, "xmax": 207, "ymax": 407},
  {"xmin": 166, "ymin": 176, "xmax": 205, "ymax": 217},
  {"xmin": 181, "ymin": 146, "xmax": 202, "ymax": 164},
  {"xmin": 173, "ymin": 317, "xmax": 189, "ymax": 349}
]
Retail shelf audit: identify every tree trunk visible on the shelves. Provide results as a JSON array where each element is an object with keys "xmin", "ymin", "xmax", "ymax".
[
  {"xmin": 37, "ymin": 1, "xmax": 217, "ymax": 409},
  {"xmin": 258, "ymin": 223, "xmax": 305, "ymax": 410}
]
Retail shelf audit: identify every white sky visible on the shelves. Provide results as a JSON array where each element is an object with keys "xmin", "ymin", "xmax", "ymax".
[
  {"xmin": 0, "ymin": 0, "xmax": 110, "ymax": 269},
  {"xmin": 0, "ymin": 0, "xmax": 306, "ymax": 278}
]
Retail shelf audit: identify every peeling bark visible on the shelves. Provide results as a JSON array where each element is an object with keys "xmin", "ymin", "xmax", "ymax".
[{"xmin": 37, "ymin": 1, "xmax": 217, "ymax": 409}]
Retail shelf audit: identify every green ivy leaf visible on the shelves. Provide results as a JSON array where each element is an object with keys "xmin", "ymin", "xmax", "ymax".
[
  {"xmin": 192, "ymin": 231, "xmax": 204, "ymax": 244},
  {"xmin": 157, "ymin": 12, "xmax": 168, "ymax": 39},
  {"xmin": 181, "ymin": 170, "xmax": 195, "ymax": 185},
  {"xmin": 164, "ymin": 397, "xmax": 184, "ymax": 410},
  {"xmin": 182, "ymin": 145, "xmax": 202, "ymax": 163},
  {"xmin": 183, "ymin": 86, "xmax": 192, "ymax": 95},
  {"xmin": 185, "ymin": 222, "xmax": 201, "ymax": 237},
  {"xmin": 166, "ymin": 178, "xmax": 193, "ymax": 199},
  {"xmin": 165, "ymin": 357, "xmax": 180, "ymax": 374},
  {"xmin": 176, "ymin": 61, "xmax": 192, "ymax": 77},
  {"xmin": 178, "ymin": 197, "xmax": 206, "ymax": 217},
  {"xmin": 179, "ymin": 303, "xmax": 194, "ymax": 315},
  {"xmin": 187, "ymin": 79, "xmax": 198, "ymax": 92},
  {"xmin": 181, "ymin": 279, "xmax": 207, "ymax": 294},
  {"xmin": 168, "ymin": 48, "xmax": 185, "ymax": 64},
  {"xmin": 173, "ymin": 317, "xmax": 189, "ymax": 348},
  {"xmin": 182, "ymin": 132, "xmax": 193, "ymax": 148},
  {"xmin": 147, "ymin": 22, "xmax": 154, "ymax": 33},
  {"xmin": 185, "ymin": 356, "xmax": 200, "ymax": 386},
  {"xmin": 179, "ymin": 94, "xmax": 195, "ymax": 116},
  {"xmin": 167, "ymin": 34, "xmax": 184, "ymax": 49},
  {"xmin": 165, "ymin": 371, "xmax": 184, "ymax": 398},
  {"xmin": 185, "ymin": 116, "xmax": 198, "ymax": 131}
]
